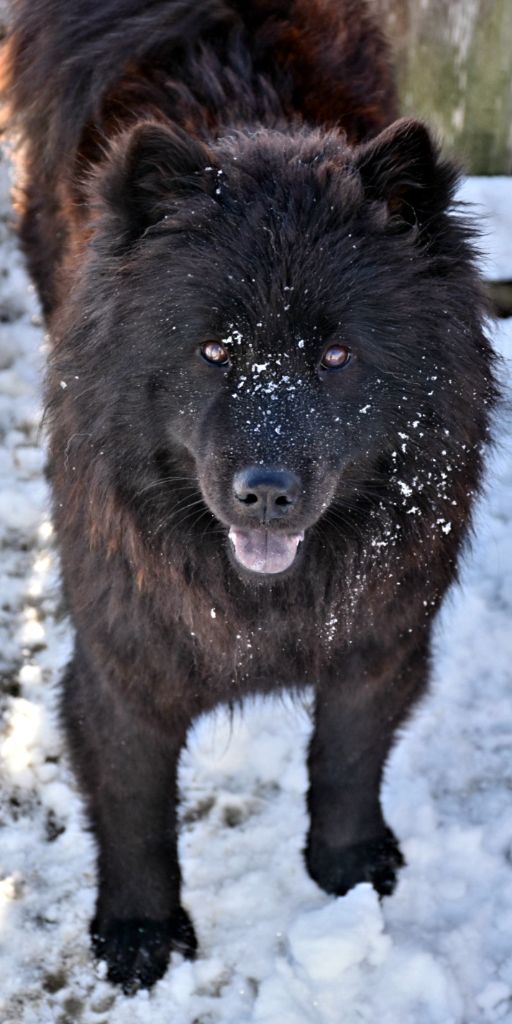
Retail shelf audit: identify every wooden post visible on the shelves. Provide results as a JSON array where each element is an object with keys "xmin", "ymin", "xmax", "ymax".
[{"xmin": 373, "ymin": 0, "xmax": 512, "ymax": 174}]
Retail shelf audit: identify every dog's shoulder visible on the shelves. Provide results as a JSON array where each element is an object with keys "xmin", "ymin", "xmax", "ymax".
[{"xmin": 3, "ymin": 0, "xmax": 396, "ymax": 170}]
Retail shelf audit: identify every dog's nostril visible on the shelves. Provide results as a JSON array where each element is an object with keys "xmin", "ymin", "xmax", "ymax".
[{"xmin": 233, "ymin": 466, "xmax": 301, "ymax": 522}]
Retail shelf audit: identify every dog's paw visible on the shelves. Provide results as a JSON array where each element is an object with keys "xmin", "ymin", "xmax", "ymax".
[
  {"xmin": 91, "ymin": 907, "xmax": 197, "ymax": 994},
  {"xmin": 305, "ymin": 827, "xmax": 405, "ymax": 899}
]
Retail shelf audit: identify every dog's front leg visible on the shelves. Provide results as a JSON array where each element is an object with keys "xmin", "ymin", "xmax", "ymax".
[
  {"xmin": 305, "ymin": 637, "xmax": 430, "ymax": 898},
  {"xmin": 61, "ymin": 655, "xmax": 196, "ymax": 993}
]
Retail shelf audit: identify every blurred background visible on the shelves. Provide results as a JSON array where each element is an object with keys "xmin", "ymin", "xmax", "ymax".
[
  {"xmin": 374, "ymin": 0, "xmax": 512, "ymax": 176},
  {"xmin": 373, "ymin": 0, "xmax": 512, "ymax": 318}
]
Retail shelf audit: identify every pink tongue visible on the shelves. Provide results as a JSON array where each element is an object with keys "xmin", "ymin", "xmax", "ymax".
[{"xmin": 229, "ymin": 528, "xmax": 303, "ymax": 574}]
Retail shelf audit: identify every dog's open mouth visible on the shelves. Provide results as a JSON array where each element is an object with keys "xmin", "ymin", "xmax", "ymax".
[{"xmin": 228, "ymin": 527, "xmax": 304, "ymax": 575}]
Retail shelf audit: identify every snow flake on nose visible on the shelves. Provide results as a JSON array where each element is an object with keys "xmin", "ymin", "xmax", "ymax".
[
  {"xmin": 397, "ymin": 481, "xmax": 413, "ymax": 498},
  {"xmin": 227, "ymin": 346, "xmax": 304, "ymax": 401}
]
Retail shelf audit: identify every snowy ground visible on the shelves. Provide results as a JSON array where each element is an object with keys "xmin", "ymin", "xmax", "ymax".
[{"xmin": 1, "ymin": 153, "xmax": 512, "ymax": 1024}]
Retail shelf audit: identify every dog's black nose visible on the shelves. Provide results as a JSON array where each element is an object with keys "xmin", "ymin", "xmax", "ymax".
[{"xmin": 233, "ymin": 466, "xmax": 301, "ymax": 523}]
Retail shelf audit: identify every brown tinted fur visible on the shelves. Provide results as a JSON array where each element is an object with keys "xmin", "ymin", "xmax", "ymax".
[{"xmin": 2, "ymin": 0, "xmax": 396, "ymax": 312}]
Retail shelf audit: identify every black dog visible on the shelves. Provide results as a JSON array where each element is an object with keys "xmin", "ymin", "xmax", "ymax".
[{"xmin": 3, "ymin": 0, "xmax": 496, "ymax": 993}]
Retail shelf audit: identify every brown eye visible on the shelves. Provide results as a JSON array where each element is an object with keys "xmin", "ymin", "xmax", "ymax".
[
  {"xmin": 321, "ymin": 344, "xmax": 351, "ymax": 370},
  {"xmin": 200, "ymin": 341, "xmax": 230, "ymax": 366}
]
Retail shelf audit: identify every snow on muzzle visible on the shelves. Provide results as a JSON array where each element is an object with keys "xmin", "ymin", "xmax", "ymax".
[{"xmin": 228, "ymin": 527, "xmax": 304, "ymax": 574}]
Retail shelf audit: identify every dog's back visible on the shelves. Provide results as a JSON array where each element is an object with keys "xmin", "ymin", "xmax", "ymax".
[{"xmin": 3, "ymin": 0, "xmax": 396, "ymax": 313}]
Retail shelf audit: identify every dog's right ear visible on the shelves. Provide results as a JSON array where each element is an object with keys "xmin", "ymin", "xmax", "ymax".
[{"xmin": 97, "ymin": 122, "xmax": 217, "ymax": 246}]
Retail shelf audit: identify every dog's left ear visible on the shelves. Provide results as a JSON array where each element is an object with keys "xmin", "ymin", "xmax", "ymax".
[
  {"xmin": 354, "ymin": 118, "xmax": 458, "ymax": 227},
  {"xmin": 99, "ymin": 121, "xmax": 217, "ymax": 246}
]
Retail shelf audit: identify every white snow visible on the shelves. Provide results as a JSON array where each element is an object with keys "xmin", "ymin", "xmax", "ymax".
[
  {"xmin": 1, "ymin": 156, "xmax": 512, "ymax": 1023},
  {"xmin": 458, "ymin": 177, "xmax": 512, "ymax": 281},
  {"xmin": 288, "ymin": 885, "xmax": 391, "ymax": 978}
]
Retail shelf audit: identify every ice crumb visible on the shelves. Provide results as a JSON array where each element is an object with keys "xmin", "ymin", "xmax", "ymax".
[
  {"xmin": 397, "ymin": 481, "xmax": 413, "ymax": 497},
  {"xmin": 288, "ymin": 885, "xmax": 390, "ymax": 980}
]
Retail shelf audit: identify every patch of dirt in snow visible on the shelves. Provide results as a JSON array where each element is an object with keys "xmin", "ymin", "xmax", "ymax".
[{"xmin": 1, "ymin": 148, "xmax": 512, "ymax": 1024}]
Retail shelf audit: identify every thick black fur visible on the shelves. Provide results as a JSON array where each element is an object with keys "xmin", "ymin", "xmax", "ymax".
[{"xmin": 3, "ymin": 0, "xmax": 496, "ymax": 994}]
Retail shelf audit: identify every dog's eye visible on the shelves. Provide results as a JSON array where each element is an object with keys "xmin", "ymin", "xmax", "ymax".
[
  {"xmin": 200, "ymin": 341, "xmax": 230, "ymax": 366},
  {"xmin": 321, "ymin": 344, "xmax": 351, "ymax": 370}
]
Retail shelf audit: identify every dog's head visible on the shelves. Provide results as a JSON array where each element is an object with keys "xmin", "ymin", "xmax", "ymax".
[{"xmin": 61, "ymin": 119, "xmax": 486, "ymax": 580}]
